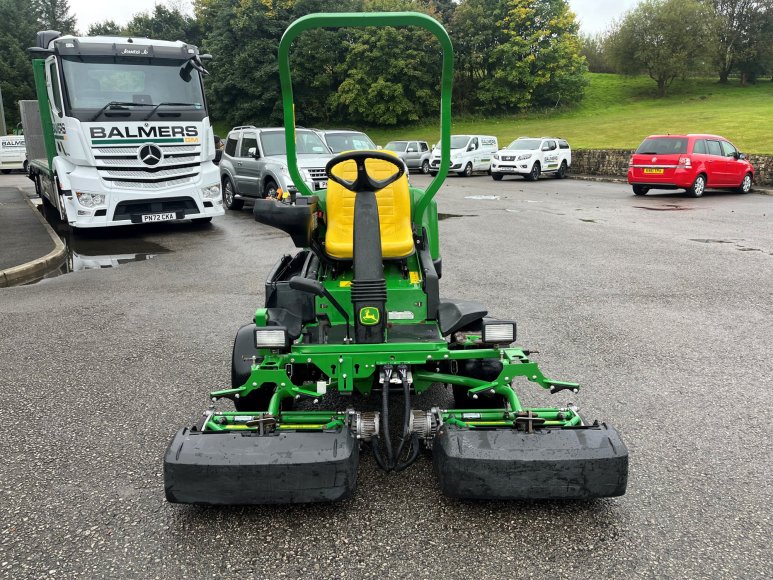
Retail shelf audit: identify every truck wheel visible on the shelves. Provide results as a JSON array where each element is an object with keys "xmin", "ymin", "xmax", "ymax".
[
  {"xmin": 222, "ymin": 177, "xmax": 243, "ymax": 210},
  {"xmin": 421, "ymin": 160, "xmax": 430, "ymax": 174},
  {"xmin": 526, "ymin": 162, "xmax": 540, "ymax": 181},
  {"xmin": 632, "ymin": 185, "xmax": 649, "ymax": 196},
  {"xmin": 687, "ymin": 174, "xmax": 706, "ymax": 198},
  {"xmin": 192, "ymin": 217, "xmax": 212, "ymax": 224},
  {"xmin": 555, "ymin": 161, "xmax": 568, "ymax": 179},
  {"xmin": 492, "ymin": 173, "xmax": 503, "ymax": 181},
  {"xmin": 263, "ymin": 179, "xmax": 278, "ymax": 199},
  {"xmin": 23, "ymin": 160, "xmax": 28, "ymax": 174},
  {"xmin": 462, "ymin": 162, "xmax": 473, "ymax": 177},
  {"xmin": 1, "ymin": 170, "xmax": 10, "ymax": 175}
]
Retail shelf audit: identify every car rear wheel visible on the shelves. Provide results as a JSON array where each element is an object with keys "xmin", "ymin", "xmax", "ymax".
[
  {"xmin": 526, "ymin": 162, "xmax": 541, "ymax": 181},
  {"xmin": 222, "ymin": 177, "xmax": 244, "ymax": 210},
  {"xmin": 737, "ymin": 173, "xmax": 752, "ymax": 194},
  {"xmin": 421, "ymin": 160, "xmax": 430, "ymax": 174},
  {"xmin": 688, "ymin": 174, "xmax": 706, "ymax": 198},
  {"xmin": 632, "ymin": 185, "xmax": 649, "ymax": 196},
  {"xmin": 555, "ymin": 160, "xmax": 568, "ymax": 179},
  {"xmin": 492, "ymin": 173, "xmax": 503, "ymax": 181}
]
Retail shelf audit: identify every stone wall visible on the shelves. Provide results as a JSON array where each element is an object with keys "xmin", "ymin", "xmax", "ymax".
[{"xmin": 572, "ymin": 149, "xmax": 773, "ymax": 187}]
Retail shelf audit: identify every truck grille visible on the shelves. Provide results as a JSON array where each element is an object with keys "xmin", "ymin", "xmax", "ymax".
[
  {"xmin": 306, "ymin": 168, "xmax": 327, "ymax": 181},
  {"xmin": 93, "ymin": 143, "xmax": 202, "ymax": 188}
]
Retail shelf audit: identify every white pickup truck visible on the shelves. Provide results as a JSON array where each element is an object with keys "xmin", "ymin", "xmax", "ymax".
[{"xmin": 491, "ymin": 137, "xmax": 571, "ymax": 181}]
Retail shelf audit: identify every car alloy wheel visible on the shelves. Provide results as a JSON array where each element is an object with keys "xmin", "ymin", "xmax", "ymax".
[
  {"xmin": 421, "ymin": 160, "xmax": 430, "ymax": 174},
  {"xmin": 739, "ymin": 173, "xmax": 752, "ymax": 194},
  {"xmin": 690, "ymin": 174, "xmax": 706, "ymax": 198}
]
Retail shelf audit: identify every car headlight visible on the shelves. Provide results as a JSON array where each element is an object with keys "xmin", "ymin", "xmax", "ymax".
[
  {"xmin": 481, "ymin": 320, "xmax": 517, "ymax": 345},
  {"xmin": 493, "ymin": 153, "xmax": 500, "ymax": 160},
  {"xmin": 201, "ymin": 184, "xmax": 220, "ymax": 199},
  {"xmin": 517, "ymin": 154, "xmax": 532, "ymax": 161},
  {"xmin": 254, "ymin": 327, "xmax": 289, "ymax": 349},
  {"xmin": 75, "ymin": 192, "xmax": 106, "ymax": 207}
]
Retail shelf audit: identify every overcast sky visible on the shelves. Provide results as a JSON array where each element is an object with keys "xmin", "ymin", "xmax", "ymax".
[{"xmin": 69, "ymin": 0, "xmax": 640, "ymax": 35}]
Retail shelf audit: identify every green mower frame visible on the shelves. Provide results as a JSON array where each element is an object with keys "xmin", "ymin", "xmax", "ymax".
[{"xmin": 164, "ymin": 12, "xmax": 628, "ymax": 505}]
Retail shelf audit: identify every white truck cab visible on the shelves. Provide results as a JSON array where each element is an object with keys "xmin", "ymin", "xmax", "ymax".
[
  {"xmin": 429, "ymin": 134, "xmax": 498, "ymax": 177},
  {"xmin": 491, "ymin": 137, "xmax": 571, "ymax": 181}
]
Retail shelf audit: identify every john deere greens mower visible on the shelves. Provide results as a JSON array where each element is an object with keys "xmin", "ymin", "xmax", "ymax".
[{"xmin": 164, "ymin": 12, "xmax": 628, "ymax": 505}]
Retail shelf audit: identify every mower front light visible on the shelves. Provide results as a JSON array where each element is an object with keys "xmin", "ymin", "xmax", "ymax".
[
  {"xmin": 481, "ymin": 320, "xmax": 517, "ymax": 345},
  {"xmin": 75, "ymin": 192, "xmax": 106, "ymax": 208},
  {"xmin": 201, "ymin": 184, "xmax": 221, "ymax": 199},
  {"xmin": 254, "ymin": 327, "xmax": 289, "ymax": 349}
]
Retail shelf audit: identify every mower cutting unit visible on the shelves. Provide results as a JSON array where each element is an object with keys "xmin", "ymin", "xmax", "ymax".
[{"xmin": 164, "ymin": 12, "xmax": 629, "ymax": 505}]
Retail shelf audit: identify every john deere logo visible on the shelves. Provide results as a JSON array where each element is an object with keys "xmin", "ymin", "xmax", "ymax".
[{"xmin": 359, "ymin": 307, "xmax": 380, "ymax": 325}]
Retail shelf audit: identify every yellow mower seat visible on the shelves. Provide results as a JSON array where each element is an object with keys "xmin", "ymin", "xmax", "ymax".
[{"xmin": 325, "ymin": 152, "xmax": 414, "ymax": 260}]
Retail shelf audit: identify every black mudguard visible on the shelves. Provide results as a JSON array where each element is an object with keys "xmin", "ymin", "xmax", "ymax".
[
  {"xmin": 433, "ymin": 424, "xmax": 628, "ymax": 500},
  {"xmin": 164, "ymin": 428, "xmax": 359, "ymax": 505}
]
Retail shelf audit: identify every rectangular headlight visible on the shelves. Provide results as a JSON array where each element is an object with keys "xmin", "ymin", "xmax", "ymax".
[
  {"xmin": 481, "ymin": 320, "xmax": 516, "ymax": 345},
  {"xmin": 254, "ymin": 327, "xmax": 289, "ymax": 349}
]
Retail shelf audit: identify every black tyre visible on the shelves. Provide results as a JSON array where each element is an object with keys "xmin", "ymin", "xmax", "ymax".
[
  {"xmin": 429, "ymin": 171, "xmax": 438, "ymax": 177},
  {"xmin": 263, "ymin": 179, "xmax": 278, "ymax": 199},
  {"xmin": 687, "ymin": 173, "xmax": 706, "ymax": 198},
  {"xmin": 526, "ymin": 162, "xmax": 540, "ymax": 181},
  {"xmin": 421, "ymin": 160, "xmax": 430, "ymax": 174},
  {"xmin": 231, "ymin": 323, "xmax": 292, "ymax": 412},
  {"xmin": 632, "ymin": 185, "xmax": 649, "ymax": 196},
  {"xmin": 1, "ymin": 169, "xmax": 10, "ymax": 175},
  {"xmin": 492, "ymin": 172, "xmax": 503, "ymax": 181},
  {"xmin": 555, "ymin": 160, "xmax": 568, "ymax": 179},
  {"xmin": 23, "ymin": 160, "xmax": 28, "ymax": 174},
  {"xmin": 192, "ymin": 217, "xmax": 212, "ymax": 224},
  {"xmin": 737, "ymin": 172, "xmax": 752, "ymax": 194},
  {"xmin": 463, "ymin": 162, "xmax": 473, "ymax": 177},
  {"xmin": 222, "ymin": 177, "xmax": 244, "ymax": 210}
]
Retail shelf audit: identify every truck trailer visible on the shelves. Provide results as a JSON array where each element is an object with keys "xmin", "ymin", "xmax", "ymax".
[{"xmin": 23, "ymin": 30, "xmax": 224, "ymax": 228}]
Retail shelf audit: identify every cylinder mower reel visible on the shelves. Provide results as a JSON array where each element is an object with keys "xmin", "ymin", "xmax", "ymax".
[{"xmin": 162, "ymin": 11, "xmax": 629, "ymax": 505}]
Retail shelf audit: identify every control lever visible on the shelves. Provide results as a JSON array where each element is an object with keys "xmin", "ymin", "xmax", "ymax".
[{"xmin": 289, "ymin": 277, "xmax": 352, "ymax": 342}]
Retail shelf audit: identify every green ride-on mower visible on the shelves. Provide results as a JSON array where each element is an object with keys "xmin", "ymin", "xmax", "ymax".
[{"xmin": 164, "ymin": 12, "xmax": 628, "ymax": 504}]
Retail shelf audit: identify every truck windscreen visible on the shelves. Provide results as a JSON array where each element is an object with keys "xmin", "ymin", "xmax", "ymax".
[{"xmin": 60, "ymin": 57, "xmax": 206, "ymax": 122}]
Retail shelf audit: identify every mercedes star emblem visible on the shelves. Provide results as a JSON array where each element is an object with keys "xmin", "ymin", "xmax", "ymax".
[{"xmin": 139, "ymin": 144, "xmax": 163, "ymax": 166}]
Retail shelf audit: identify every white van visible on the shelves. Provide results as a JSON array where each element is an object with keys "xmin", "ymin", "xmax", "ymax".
[
  {"xmin": 429, "ymin": 135, "xmax": 498, "ymax": 177},
  {"xmin": 0, "ymin": 134, "xmax": 27, "ymax": 174}
]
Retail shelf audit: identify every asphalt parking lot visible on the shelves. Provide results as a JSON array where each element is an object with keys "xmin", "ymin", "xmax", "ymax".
[{"xmin": 1, "ymin": 173, "xmax": 771, "ymax": 578}]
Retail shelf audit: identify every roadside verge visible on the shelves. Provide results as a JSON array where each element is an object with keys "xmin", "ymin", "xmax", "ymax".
[{"xmin": 0, "ymin": 189, "xmax": 66, "ymax": 287}]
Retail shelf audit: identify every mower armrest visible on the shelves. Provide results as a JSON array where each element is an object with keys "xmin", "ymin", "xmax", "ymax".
[{"xmin": 253, "ymin": 196, "xmax": 319, "ymax": 248}]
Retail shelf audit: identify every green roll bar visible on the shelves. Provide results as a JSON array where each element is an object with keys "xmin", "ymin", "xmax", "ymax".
[{"xmin": 277, "ymin": 12, "xmax": 453, "ymax": 226}]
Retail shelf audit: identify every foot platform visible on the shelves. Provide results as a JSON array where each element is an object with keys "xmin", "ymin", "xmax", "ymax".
[
  {"xmin": 433, "ymin": 423, "xmax": 628, "ymax": 500},
  {"xmin": 164, "ymin": 427, "xmax": 359, "ymax": 505}
]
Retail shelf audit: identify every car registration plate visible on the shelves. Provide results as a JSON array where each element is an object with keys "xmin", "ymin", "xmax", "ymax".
[
  {"xmin": 499, "ymin": 166, "xmax": 514, "ymax": 172},
  {"xmin": 141, "ymin": 212, "xmax": 176, "ymax": 223},
  {"xmin": 315, "ymin": 180, "xmax": 328, "ymax": 190},
  {"xmin": 643, "ymin": 168, "xmax": 664, "ymax": 175}
]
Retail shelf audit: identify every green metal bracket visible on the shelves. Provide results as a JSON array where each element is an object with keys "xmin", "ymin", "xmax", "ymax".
[
  {"xmin": 32, "ymin": 59, "xmax": 56, "ymax": 172},
  {"xmin": 277, "ymin": 11, "xmax": 453, "ymax": 226}
]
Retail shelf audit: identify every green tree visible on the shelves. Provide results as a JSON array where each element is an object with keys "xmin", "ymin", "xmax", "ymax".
[
  {"xmin": 87, "ymin": 20, "xmax": 124, "ymax": 36},
  {"xmin": 607, "ymin": 0, "xmax": 713, "ymax": 96},
  {"xmin": 0, "ymin": 0, "xmax": 38, "ymax": 128},
  {"xmin": 330, "ymin": 0, "xmax": 442, "ymax": 126},
  {"xmin": 733, "ymin": 0, "xmax": 773, "ymax": 83},
  {"xmin": 581, "ymin": 32, "xmax": 614, "ymax": 73},
  {"xmin": 478, "ymin": 0, "xmax": 587, "ymax": 113},
  {"xmin": 449, "ymin": 0, "xmax": 507, "ymax": 113},
  {"xmin": 34, "ymin": 0, "xmax": 77, "ymax": 34},
  {"xmin": 125, "ymin": 4, "xmax": 202, "ymax": 45}
]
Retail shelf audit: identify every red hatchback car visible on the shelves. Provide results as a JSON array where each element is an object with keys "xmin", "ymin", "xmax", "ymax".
[{"xmin": 628, "ymin": 134, "xmax": 754, "ymax": 197}]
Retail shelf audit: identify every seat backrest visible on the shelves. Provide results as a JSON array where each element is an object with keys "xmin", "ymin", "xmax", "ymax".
[{"xmin": 325, "ymin": 152, "xmax": 414, "ymax": 260}]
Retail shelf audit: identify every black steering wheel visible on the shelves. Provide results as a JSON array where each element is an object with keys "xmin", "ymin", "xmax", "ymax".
[{"xmin": 325, "ymin": 151, "xmax": 405, "ymax": 193}]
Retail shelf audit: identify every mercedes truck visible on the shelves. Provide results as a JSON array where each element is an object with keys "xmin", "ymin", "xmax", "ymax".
[{"xmin": 22, "ymin": 30, "xmax": 224, "ymax": 228}]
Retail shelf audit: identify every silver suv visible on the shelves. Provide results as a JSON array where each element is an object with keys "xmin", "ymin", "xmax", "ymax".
[
  {"xmin": 315, "ymin": 129, "xmax": 376, "ymax": 154},
  {"xmin": 220, "ymin": 126, "xmax": 333, "ymax": 210},
  {"xmin": 384, "ymin": 140, "xmax": 431, "ymax": 173}
]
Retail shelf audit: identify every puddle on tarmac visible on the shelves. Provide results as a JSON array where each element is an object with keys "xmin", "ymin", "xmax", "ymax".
[
  {"xmin": 464, "ymin": 195, "xmax": 500, "ymax": 200},
  {"xmin": 31, "ymin": 202, "xmax": 172, "ymax": 283},
  {"xmin": 438, "ymin": 213, "xmax": 477, "ymax": 220},
  {"xmin": 634, "ymin": 204, "xmax": 692, "ymax": 211},
  {"xmin": 579, "ymin": 218, "xmax": 598, "ymax": 223},
  {"xmin": 689, "ymin": 239, "xmax": 737, "ymax": 244}
]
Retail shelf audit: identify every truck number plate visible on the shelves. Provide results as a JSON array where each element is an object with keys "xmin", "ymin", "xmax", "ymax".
[{"xmin": 141, "ymin": 212, "xmax": 176, "ymax": 223}]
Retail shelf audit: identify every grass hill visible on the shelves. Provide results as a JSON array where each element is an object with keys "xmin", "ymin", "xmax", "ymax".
[
  {"xmin": 214, "ymin": 73, "xmax": 773, "ymax": 154},
  {"xmin": 365, "ymin": 74, "xmax": 773, "ymax": 154}
]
